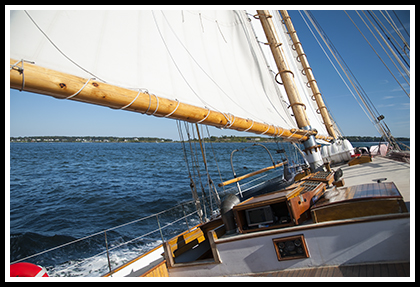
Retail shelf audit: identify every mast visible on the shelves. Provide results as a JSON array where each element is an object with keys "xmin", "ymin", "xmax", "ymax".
[
  {"xmin": 279, "ymin": 10, "xmax": 337, "ymax": 139},
  {"xmin": 256, "ymin": 10, "xmax": 324, "ymax": 171},
  {"xmin": 10, "ymin": 59, "xmax": 333, "ymax": 143}
]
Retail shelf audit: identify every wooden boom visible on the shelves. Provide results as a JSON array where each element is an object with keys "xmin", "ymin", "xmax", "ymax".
[
  {"xmin": 218, "ymin": 161, "xmax": 286, "ymax": 187},
  {"xmin": 10, "ymin": 59, "xmax": 333, "ymax": 142}
]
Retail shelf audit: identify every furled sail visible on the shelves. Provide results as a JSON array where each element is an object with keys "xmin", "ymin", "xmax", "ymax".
[{"xmin": 10, "ymin": 10, "xmax": 333, "ymax": 141}]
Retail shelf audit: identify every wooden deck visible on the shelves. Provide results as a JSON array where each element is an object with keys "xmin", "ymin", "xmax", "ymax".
[{"xmin": 247, "ymin": 262, "xmax": 410, "ymax": 277}]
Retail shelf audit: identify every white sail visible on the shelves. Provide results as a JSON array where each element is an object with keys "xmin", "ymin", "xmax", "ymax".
[{"xmin": 11, "ymin": 10, "xmax": 302, "ymax": 134}]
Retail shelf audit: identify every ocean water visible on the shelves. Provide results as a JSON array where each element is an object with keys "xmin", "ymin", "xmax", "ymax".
[{"xmin": 10, "ymin": 141, "xmax": 303, "ymax": 277}]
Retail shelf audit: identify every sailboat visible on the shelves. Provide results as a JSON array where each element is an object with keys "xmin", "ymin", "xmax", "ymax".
[{"xmin": 9, "ymin": 9, "xmax": 410, "ymax": 278}]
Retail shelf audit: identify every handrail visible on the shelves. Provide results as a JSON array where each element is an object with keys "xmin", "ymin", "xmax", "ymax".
[
  {"xmin": 227, "ymin": 144, "xmax": 283, "ymax": 196},
  {"xmin": 218, "ymin": 161, "xmax": 287, "ymax": 187},
  {"xmin": 10, "ymin": 198, "xmax": 205, "ymax": 277}
]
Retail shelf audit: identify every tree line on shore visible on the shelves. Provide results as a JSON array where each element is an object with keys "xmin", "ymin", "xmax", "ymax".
[{"xmin": 10, "ymin": 135, "xmax": 409, "ymax": 143}]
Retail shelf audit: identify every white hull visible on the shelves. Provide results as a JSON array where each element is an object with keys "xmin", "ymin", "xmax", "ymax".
[{"xmin": 168, "ymin": 215, "xmax": 409, "ymax": 277}]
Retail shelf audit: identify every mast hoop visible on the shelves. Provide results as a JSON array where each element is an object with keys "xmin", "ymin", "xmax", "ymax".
[
  {"xmin": 274, "ymin": 72, "xmax": 283, "ymax": 85},
  {"xmin": 311, "ymin": 92, "xmax": 321, "ymax": 101},
  {"xmin": 278, "ymin": 69, "xmax": 294, "ymax": 78},
  {"xmin": 306, "ymin": 79, "xmax": 317, "ymax": 88},
  {"xmin": 301, "ymin": 66, "xmax": 312, "ymax": 76},
  {"xmin": 65, "ymin": 77, "xmax": 96, "ymax": 100},
  {"xmin": 291, "ymin": 41, "xmax": 302, "ymax": 51},
  {"xmin": 296, "ymin": 52, "xmax": 307, "ymax": 63},
  {"xmin": 288, "ymin": 102, "xmax": 306, "ymax": 110},
  {"xmin": 253, "ymin": 13, "xmax": 272, "ymax": 20}
]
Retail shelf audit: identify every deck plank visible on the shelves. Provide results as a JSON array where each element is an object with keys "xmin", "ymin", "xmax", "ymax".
[{"xmin": 249, "ymin": 262, "xmax": 409, "ymax": 277}]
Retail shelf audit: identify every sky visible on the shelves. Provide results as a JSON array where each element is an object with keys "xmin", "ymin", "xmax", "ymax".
[{"xmin": 8, "ymin": 7, "xmax": 413, "ymax": 140}]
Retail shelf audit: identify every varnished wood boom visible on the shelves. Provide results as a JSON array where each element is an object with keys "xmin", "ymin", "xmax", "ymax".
[{"xmin": 10, "ymin": 59, "xmax": 333, "ymax": 142}]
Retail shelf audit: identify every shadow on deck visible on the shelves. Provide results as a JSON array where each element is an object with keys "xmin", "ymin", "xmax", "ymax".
[{"xmin": 247, "ymin": 262, "xmax": 410, "ymax": 277}]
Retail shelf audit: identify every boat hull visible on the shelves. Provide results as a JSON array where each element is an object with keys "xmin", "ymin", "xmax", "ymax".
[{"xmin": 167, "ymin": 214, "xmax": 409, "ymax": 277}]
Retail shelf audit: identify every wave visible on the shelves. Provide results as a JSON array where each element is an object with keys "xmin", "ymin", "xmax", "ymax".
[{"xmin": 10, "ymin": 231, "xmax": 164, "ymax": 277}]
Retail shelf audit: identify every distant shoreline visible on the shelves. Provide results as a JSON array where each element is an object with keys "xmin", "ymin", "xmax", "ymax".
[{"xmin": 10, "ymin": 135, "xmax": 410, "ymax": 143}]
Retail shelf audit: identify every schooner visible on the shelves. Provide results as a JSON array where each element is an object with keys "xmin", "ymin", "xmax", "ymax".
[{"xmin": 9, "ymin": 9, "xmax": 410, "ymax": 278}]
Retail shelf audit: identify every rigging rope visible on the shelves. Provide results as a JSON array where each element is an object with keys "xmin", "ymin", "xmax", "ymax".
[
  {"xmin": 177, "ymin": 121, "xmax": 207, "ymax": 221},
  {"xmin": 346, "ymin": 11, "xmax": 410, "ymax": 98},
  {"xmin": 301, "ymin": 10, "xmax": 404, "ymax": 151},
  {"xmin": 363, "ymin": 11, "xmax": 410, "ymax": 79}
]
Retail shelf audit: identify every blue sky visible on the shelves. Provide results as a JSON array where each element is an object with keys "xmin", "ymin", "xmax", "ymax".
[{"xmin": 8, "ymin": 8, "xmax": 412, "ymax": 140}]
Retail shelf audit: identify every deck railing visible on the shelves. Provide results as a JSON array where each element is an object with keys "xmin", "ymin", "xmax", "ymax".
[{"xmin": 10, "ymin": 170, "xmax": 282, "ymax": 277}]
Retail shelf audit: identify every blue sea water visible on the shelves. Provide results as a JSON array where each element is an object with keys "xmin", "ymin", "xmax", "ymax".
[{"xmin": 10, "ymin": 141, "xmax": 302, "ymax": 276}]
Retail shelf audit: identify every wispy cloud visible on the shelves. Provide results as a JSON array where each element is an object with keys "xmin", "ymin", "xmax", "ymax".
[
  {"xmin": 378, "ymin": 79, "xmax": 389, "ymax": 85},
  {"xmin": 377, "ymin": 103, "xmax": 395, "ymax": 108},
  {"xmin": 382, "ymin": 95, "xmax": 396, "ymax": 100}
]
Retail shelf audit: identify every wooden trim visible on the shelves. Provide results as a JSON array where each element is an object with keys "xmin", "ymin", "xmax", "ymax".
[
  {"xmin": 140, "ymin": 260, "xmax": 169, "ymax": 277},
  {"xmin": 214, "ymin": 213, "xmax": 409, "ymax": 244},
  {"xmin": 102, "ymin": 243, "xmax": 163, "ymax": 277},
  {"xmin": 246, "ymin": 262, "xmax": 410, "ymax": 277},
  {"xmin": 218, "ymin": 161, "xmax": 286, "ymax": 187},
  {"xmin": 208, "ymin": 229, "xmax": 222, "ymax": 264}
]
